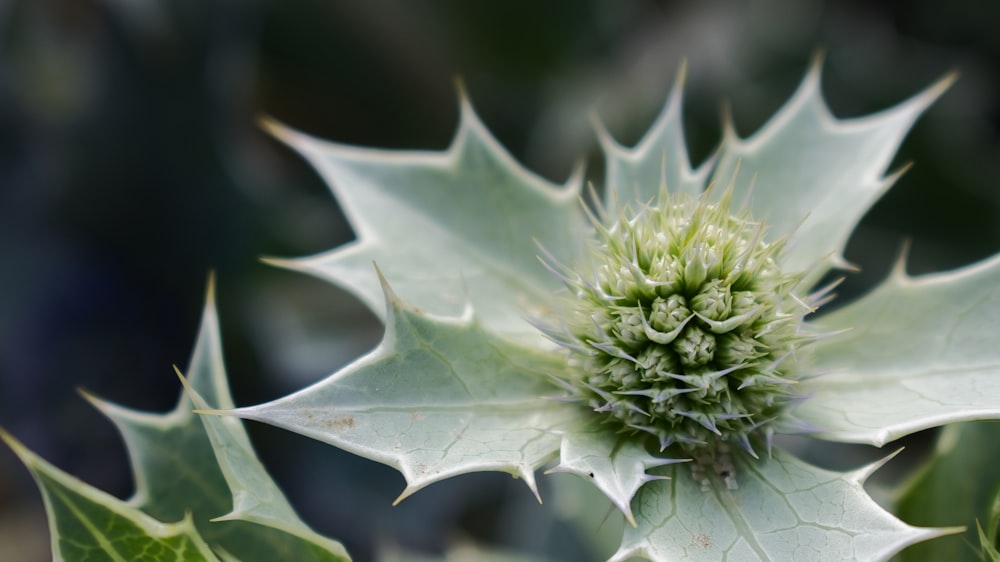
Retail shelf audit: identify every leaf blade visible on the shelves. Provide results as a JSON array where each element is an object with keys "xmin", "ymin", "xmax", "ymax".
[
  {"xmin": 262, "ymin": 96, "xmax": 587, "ymax": 344},
  {"xmin": 713, "ymin": 57, "xmax": 954, "ymax": 286},
  {"xmin": 87, "ymin": 280, "xmax": 350, "ymax": 561},
  {"xmin": 800, "ymin": 255, "xmax": 1000, "ymax": 446},
  {"xmin": 547, "ymin": 423, "xmax": 686, "ymax": 526},
  {"xmin": 611, "ymin": 449, "xmax": 952, "ymax": 562},
  {"xmin": 1, "ymin": 428, "xmax": 221, "ymax": 562},
  {"xmin": 596, "ymin": 61, "xmax": 711, "ymax": 210},
  {"xmin": 231, "ymin": 273, "xmax": 583, "ymax": 502}
]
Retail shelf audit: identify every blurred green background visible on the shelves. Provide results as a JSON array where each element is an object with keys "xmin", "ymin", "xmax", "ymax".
[{"xmin": 1, "ymin": 0, "xmax": 998, "ymax": 560}]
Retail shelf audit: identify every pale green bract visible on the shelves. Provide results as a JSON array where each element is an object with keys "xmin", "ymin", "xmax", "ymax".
[{"xmin": 227, "ymin": 57, "xmax": 1000, "ymax": 561}]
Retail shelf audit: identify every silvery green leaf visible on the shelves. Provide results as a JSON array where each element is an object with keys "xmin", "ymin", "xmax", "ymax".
[
  {"xmin": 86, "ymin": 280, "xmax": 349, "ymax": 561},
  {"xmin": 261, "ymin": 97, "xmax": 587, "ymax": 344},
  {"xmin": 610, "ymin": 449, "xmax": 954, "ymax": 562},
  {"xmin": 547, "ymin": 423, "xmax": 685, "ymax": 527},
  {"xmin": 1, "ymin": 429, "xmax": 221, "ymax": 562},
  {"xmin": 800, "ymin": 255, "xmax": 1000, "ymax": 446},
  {"xmin": 231, "ymin": 271, "xmax": 583, "ymax": 503},
  {"xmin": 712, "ymin": 57, "xmax": 954, "ymax": 287},
  {"xmin": 596, "ymin": 62, "xmax": 711, "ymax": 208}
]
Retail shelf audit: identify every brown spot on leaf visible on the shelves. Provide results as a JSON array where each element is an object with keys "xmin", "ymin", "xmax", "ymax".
[
  {"xmin": 693, "ymin": 533, "xmax": 711, "ymax": 549},
  {"xmin": 328, "ymin": 416, "xmax": 355, "ymax": 431}
]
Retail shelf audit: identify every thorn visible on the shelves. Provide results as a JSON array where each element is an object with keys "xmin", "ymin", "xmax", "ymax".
[
  {"xmin": 645, "ymin": 455, "xmax": 691, "ymax": 470},
  {"xmin": 392, "ymin": 485, "xmax": 419, "ymax": 506},
  {"xmin": 677, "ymin": 411, "xmax": 722, "ymax": 436},
  {"xmin": 518, "ymin": 465, "xmax": 543, "ymax": 504},
  {"xmin": 734, "ymin": 433, "xmax": 759, "ymax": 459},
  {"xmin": 590, "ymin": 341, "xmax": 637, "ymax": 363}
]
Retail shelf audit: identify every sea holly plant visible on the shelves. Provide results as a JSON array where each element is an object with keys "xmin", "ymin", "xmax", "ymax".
[
  {"xmin": 4, "ymin": 56, "xmax": 1000, "ymax": 562},
  {"xmin": 225, "ymin": 57, "xmax": 1000, "ymax": 561}
]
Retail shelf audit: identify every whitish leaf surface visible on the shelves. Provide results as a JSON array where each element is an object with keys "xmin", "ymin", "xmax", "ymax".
[
  {"xmin": 595, "ymin": 57, "xmax": 952, "ymax": 288},
  {"xmin": 712, "ymin": 59, "xmax": 954, "ymax": 286},
  {"xmin": 262, "ymin": 98, "xmax": 586, "ymax": 344},
  {"xmin": 1, "ymin": 429, "xmax": 220, "ymax": 562},
  {"xmin": 86, "ymin": 281, "xmax": 349, "ymax": 561},
  {"xmin": 895, "ymin": 421, "xmax": 1000, "ymax": 561},
  {"xmin": 611, "ymin": 449, "xmax": 950, "ymax": 562},
  {"xmin": 231, "ymin": 273, "xmax": 583, "ymax": 503},
  {"xmin": 596, "ymin": 62, "xmax": 711, "ymax": 208},
  {"xmin": 547, "ymin": 423, "xmax": 685, "ymax": 526},
  {"xmin": 800, "ymin": 255, "xmax": 1000, "ymax": 446}
]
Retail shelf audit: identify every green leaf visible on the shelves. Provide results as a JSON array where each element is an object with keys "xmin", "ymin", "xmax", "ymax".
[
  {"xmin": 895, "ymin": 422, "xmax": 1000, "ymax": 562},
  {"xmin": 978, "ymin": 521, "xmax": 1000, "ymax": 562},
  {"xmin": 230, "ymin": 271, "xmax": 584, "ymax": 503},
  {"xmin": 85, "ymin": 280, "xmax": 350, "ymax": 561},
  {"xmin": 261, "ymin": 97, "xmax": 587, "ymax": 344},
  {"xmin": 611, "ymin": 449, "xmax": 954, "ymax": 562},
  {"xmin": 1, "ymin": 428, "xmax": 220, "ymax": 562},
  {"xmin": 989, "ymin": 482, "xmax": 1000, "ymax": 550},
  {"xmin": 711, "ymin": 57, "xmax": 954, "ymax": 287},
  {"xmin": 799, "ymin": 255, "xmax": 1000, "ymax": 446}
]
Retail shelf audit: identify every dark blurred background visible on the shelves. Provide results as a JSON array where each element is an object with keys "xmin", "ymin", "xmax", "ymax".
[{"xmin": 1, "ymin": 0, "xmax": 998, "ymax": 560}]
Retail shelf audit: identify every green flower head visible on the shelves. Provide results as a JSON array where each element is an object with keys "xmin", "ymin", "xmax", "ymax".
[
  {"xmin": 541, "ymin": 187, "xmax": 817, "ymax": 458},
  {"xmin": 228, "ymin": 58, "xmax": 1000, "ymax": 560}
]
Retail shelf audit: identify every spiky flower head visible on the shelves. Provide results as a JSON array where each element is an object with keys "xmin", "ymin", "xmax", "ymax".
[{"xmin": 545, "ymin": 187, "xmax": 817, "ymax": 458}]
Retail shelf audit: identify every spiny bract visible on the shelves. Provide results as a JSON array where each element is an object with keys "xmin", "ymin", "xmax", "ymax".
[{"xmin": 543, "ymin": 188, "xmax": 821, "ymax": 460}]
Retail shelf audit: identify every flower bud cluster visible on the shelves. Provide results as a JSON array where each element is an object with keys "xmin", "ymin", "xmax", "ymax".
[{"xmin": 546, "ymin": 190, "xmax": 815, "ymax": 457}]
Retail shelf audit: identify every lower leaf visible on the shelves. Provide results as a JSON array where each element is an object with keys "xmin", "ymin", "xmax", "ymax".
[
  {"xmin": 611, "ymin": 448, "xmax": 954, "ymax": 562},
  {"xmin": 1, "ymin": 429, "xmax": 220, "ymax": 562},
  {"xmin": 547, "ymin": 422, "xmax": 685, "ymax": 526}
]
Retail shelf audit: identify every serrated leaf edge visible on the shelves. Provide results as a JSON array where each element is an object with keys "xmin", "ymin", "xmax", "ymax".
[{"xmin": 1, "ymin": 428, "xmax": 220, "ymax": 562}]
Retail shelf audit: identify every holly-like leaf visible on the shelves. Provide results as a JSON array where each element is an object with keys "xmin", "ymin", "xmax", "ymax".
[
  {"xmin": 894, "ymin": 421, "xmax": 1000, "ymax": 561},
  {"xmin": 800, "ymin": 255, "xmax": 1000, "ymax": 446},
  {"xmin": 0, "ymin": 428, "xmax": 221, "ymax": 562},
  {"xmin": 610, "ymin": 449, "xmax": 953, "ymax": 562},
  {"xmin": 261, "ymin": 96, "xmax": 587, "ymax": 344},
  {"xmin": 547, "ymin": 423, "xmax": 684, "ymax": 527},
  {"xmin": 711, "ymin": 56, "xmax": 955, "ymax": 286},
  {"xmin": 595, "ymin": 61, "xmax": 711, "ymax": 208},
  {"xmin": 229, "ymin": 271, "xmax": 584, "ymax": 503},
  {"xmin": 595, "ymin": 55, "xmax": 953, "ymax": 290},
  {"xmin": 84, "ymin": 280, "xmax": 349, "ymax": 561}
]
